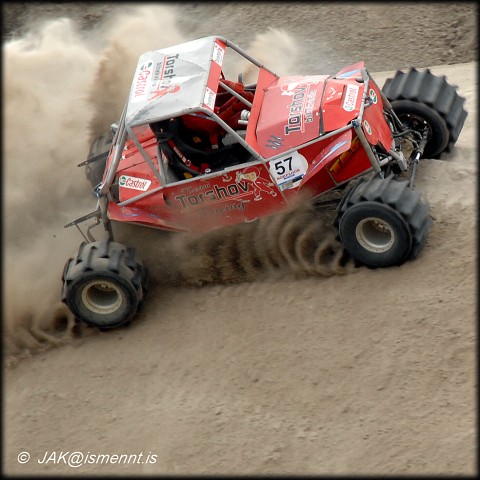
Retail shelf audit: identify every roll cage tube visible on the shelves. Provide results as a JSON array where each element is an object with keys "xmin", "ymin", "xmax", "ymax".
[
  {"xmin": 218, "ymin": 79, "xmax": 253, "ymax": 109},
  {"xmin": 124, "ymin": 123, "xmax": 165, "ymax": 184},
  {"xmin": 218, "ymin": 36, "xmax": 279, "ymax": 79},
  {"xmin": 100, "ymin": 104, "xmax": 128, "ymax": 195}
]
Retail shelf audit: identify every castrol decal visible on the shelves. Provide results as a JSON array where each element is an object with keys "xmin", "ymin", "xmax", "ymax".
[
  {"xmin": 363, "ymin": 120, "xmax": 372, "ymax": 135},
  {"xmin": 342, "ymin": 84, "xmax": 359, "ymax": 112},
  {"xmin": 132, "ymin": 59, "xmax": 154, "ymax": 103},
  {"xmin": 119, "ymin": 175, "xmax": 151, "ymax": 191}
]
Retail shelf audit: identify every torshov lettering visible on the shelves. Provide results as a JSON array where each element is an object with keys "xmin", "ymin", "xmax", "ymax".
[
  {"xmin": 284, "ymin": 85, "xmax": 307, "ymax": 135},
  {"xmin": 175, "ymin": 181, "xmax": 249, "ymax": 208},
  {"xmin": 158, "ymin": 54, "xmax": 179, "ymax": 90}
]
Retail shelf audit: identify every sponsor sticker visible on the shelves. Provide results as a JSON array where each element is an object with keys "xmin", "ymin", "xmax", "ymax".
[
  {"xmin": 175, "ymin": 180, "xmax": 250, "ymax": 208},
  {"xmin": 119, "ymin": 175, "xmax": 151, "ymax": 191},
  {"xmin": 133, "ymin": 53, "xmax": 180, "ymax": 104},
  {"xmin": 131, "ymin": 59, "xmax": 154, "ymax": 103},
  {"xmin": 149, "ymin": 84, "xmax": 180, "ymax": 100},
  {"xmin": 363, "ymin": 120, "xmax": 372, "ymax": 135},
  {"xmin": 342, "ymin": 83, "xmax": 359, "ymax": 112},
  {"xmin": 204, "ymin": 87, "xmax": 216, "ymax": 110},
  {"xmin": 283, "ymin": 82, "xmax": 317, "ymax": 135},
  {"xmin": 369, "ymin": 88, "xmax": 378, "ymax": 104},
  {"xmin": 212, "ymin": 42, "xmax": 225, "ymax": 66},
  {"xmin": 269, "ymin": 151, "xmax": 308, "ymax": 190}
]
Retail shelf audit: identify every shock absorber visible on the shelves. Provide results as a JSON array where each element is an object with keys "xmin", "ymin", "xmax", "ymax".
[{"xmin": 408, "ymin": 132, "xmax": 429, "ymax": 189}]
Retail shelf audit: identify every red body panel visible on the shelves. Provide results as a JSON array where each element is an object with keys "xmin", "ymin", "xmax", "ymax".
[
  {"xmin": 160, "ymin": 163, "xmax": 284, "ymax": 232},
  {"xmin": 329, "ymin": 137, "xmax": 372, "ymax": 184},
  {"xmin": 299, "ymin": 130, "xmax": 353, "ymax": 195},
  {"xmin": 245, "ymin": 67, "xmax": 278, "ymax": 153},
  {"xmin": 255, "ymin": 75, "xmax": 327, "ymax": 158},
  {"xmin": 109, "ymin": 157, "xmax": 285, "ymax": 233},
  {"xmin": 321, "ymin": 78, "xmax": 364, "ymax": 133},
  {"xmin": 361, "ymin": 79, "xmax": 393, "ymax": 151}
]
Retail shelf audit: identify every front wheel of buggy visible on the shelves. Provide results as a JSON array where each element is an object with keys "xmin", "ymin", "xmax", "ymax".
[
  {"xmin": 62, "ymin": 241, "xmax": 146, "ymax": 329},
  {"xmin": 336, "ymin": 175, "xmax": 432, "ymax": 268},
  {"xmin": 339, "ymin": 202, "xmax": 412, "ymax": 268}
]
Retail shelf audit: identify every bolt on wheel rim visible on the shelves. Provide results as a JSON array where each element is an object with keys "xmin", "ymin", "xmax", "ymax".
[
  {"xmin": 82, "ymin": 280, "xmax": 123, "ymax": 315},
  {"xmin": 356, "ymin": 217, "xmax": 395, "ymax": 253}
]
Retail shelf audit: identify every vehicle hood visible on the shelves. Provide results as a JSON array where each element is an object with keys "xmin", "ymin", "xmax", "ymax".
[{"xmin": 255, "ymin": 65, "xmax": 365, "ymax": 157}]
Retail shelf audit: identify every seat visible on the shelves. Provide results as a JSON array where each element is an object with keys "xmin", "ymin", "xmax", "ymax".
[{"xmin": 151, "ymin": 118, "xmax": 250, "ymax": 179}]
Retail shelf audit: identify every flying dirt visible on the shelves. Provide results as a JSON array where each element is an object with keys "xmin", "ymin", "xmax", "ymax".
[{"xmin": 4, "ymin": 5, "xmax": 343, "ymax": 364}]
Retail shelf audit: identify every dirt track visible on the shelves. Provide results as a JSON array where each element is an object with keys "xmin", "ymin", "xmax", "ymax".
[{"xmin": 3, "ymin": 2, "xmax": 477, "ymax": 476}]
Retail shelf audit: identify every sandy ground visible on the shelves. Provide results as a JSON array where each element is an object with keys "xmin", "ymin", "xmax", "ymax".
[{"xmin": 3, "ymin": 2, "xmax": 477, "ymax": 476}]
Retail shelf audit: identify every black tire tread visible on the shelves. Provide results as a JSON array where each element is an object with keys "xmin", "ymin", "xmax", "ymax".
[
  {"xmin": 336, "ymin": 175, "xmax": 432, "ymax": 261},
  {"xmin": 382, "ymin": 68, "xmax": 467, "ymax": 153},
  {"xmin": 61, "ymin": 240, "xmax": 147, "ymax": 327}
]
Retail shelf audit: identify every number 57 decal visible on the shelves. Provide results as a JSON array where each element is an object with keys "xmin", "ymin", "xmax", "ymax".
[
  {"xmin": 269, "ymin": 151, "xmax": 309, "ymax": 191},
  {"xmin": 273, "ymin": 156, "xmax": 293, "ymax": 175}
]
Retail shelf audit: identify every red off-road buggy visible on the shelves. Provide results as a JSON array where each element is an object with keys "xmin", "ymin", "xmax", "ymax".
[{"xmin": 62, "ymin": 36, "xmax": 467, "ymax": 329}]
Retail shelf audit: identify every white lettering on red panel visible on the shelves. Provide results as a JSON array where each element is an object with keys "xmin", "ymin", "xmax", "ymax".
[{"xmin": 283, "ymin": 82, "xmax": 318, "ymax": 135}]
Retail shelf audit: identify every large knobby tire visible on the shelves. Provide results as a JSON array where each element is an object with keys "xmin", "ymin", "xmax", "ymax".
[
  {"xmin": 335, "ymin": 175, "xmax": 432, "ymax": 268},
  {"xmin": 62, "ymin": 240, "xmax": 147, "ymax": 329},
  {"xmin": 382, "ymin": 68, "xmax": 468, "ymax": 158}
]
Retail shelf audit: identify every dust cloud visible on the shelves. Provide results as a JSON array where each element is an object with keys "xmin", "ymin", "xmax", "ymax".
[
  {"xmin": 114, "ymin": 201, "xmax": 353, "ymax": 293},
  {"xmin": 3, "ymin": 5, "xmax": 348, "ymax": 365}
]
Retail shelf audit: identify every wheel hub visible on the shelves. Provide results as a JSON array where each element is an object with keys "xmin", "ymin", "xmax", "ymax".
[
  {"xmin": 356, "ymin": 217, "xmax": 395, "ymax": 253},
  {"xmin": 400, "ymin": 113, "xmax": 432, "ymax": 140},
  {"xmin": 82, "ymin": 280, "xmax": 123, "ymax": 315}
]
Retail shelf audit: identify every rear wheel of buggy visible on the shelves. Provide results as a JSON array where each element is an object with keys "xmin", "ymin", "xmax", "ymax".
[
  {"xmin": 335, "ymin": 175, "xmax": 432, "ymax": 268},
  {"xmin": 62, "ymin": 240, "xmax": 147, "ymax": 329},
  {"xmin": 382, "ymin": 68, "xmax": 468, "ymax": 158}
]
